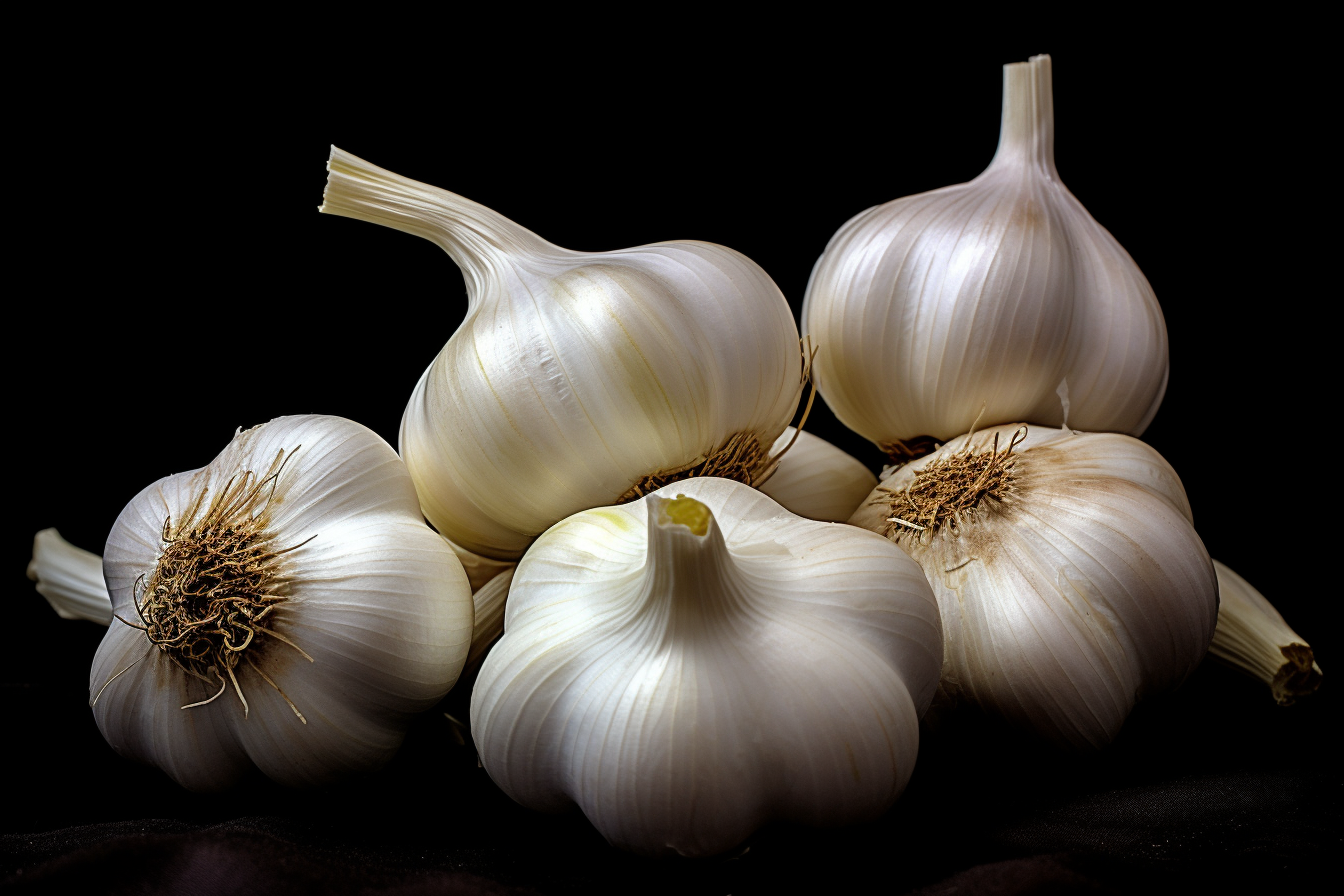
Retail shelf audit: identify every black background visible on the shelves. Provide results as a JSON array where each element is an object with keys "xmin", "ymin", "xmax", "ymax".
[{"xmin": 5, "ymin": 24, "xmax": 1336, "ymax": 894}]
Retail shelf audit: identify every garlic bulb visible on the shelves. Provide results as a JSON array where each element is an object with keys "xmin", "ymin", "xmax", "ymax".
[
  {"xmin": 471, "ymin": 477, "xmax": 941, "ymax": 857},
  {"xmin": 803, "ymin": 54, "xmax": 1167, "ymax": 457},
  {"xmin": 321, "ymin": 148, "xmax": 804, "ymax": 560},
  {"xmin": 91, "ymin": 415, "xmax": 473, "ymax": 790},
  {"xmin": 850, "ymin": 424, "xmax": 1216, "ymax": 749},
  {"xmin": 1209, "ymin": 560, "xmax": 1322, "ymax": 705}
]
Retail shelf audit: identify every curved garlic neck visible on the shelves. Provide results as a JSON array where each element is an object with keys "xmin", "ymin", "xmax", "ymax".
[
  {"xmin": 983, "ymin": 54, "xmax": 1058, "ymax": 178},
  {"xmin": 638, "ymin": 496, "xmax": 748, "ymax": 635},
  {"xmin": 320, "ymin": 146, "xmax": 555, "ymax": 291}
]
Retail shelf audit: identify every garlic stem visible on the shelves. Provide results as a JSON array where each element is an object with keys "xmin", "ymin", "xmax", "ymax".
[
  {"xmin": 641, "ymin": 495, "xmax": 745, "ymax": 630},
  {"xmin": 320, "ymin": 146, "xmax": 550, "ymax": 296},
  {"xmin": 1209, "ymin": 560, "xmax": 1322, "ymax": 705},
  {"xmin": 986, "ymin": 54, "xmax": 1057, "ymax": 175},
  {"xmin": 27, "ymin": 528, "xmax": 112, "ymax": 625}
]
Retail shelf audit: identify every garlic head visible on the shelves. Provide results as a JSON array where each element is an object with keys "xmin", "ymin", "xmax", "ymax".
[
  {"xmin": 321, "ymin": 148, "xmax": 803, "ymax": 560},
  {"xmin": 91, "ymin": 415, "xmax": 473, "ymax": 790},
  {"xmin": 470, "ymin": 477, "xmax": 941, "ymax": 857},
  {"xmin": 850, "ymin": 424, "xmax": 1216, "ymax": 749},
  {"xmin": 803, "ymin": 55, "xmax": 1168, "ymax": 456}
]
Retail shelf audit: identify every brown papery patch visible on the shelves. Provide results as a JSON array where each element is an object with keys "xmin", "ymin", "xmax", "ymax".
[{"xmin": 877, "ymin": 426, "xmax": 1027, "ymax": 544}]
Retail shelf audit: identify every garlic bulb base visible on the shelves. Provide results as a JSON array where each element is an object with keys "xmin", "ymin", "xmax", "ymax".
[
  {"xmin": 851, "ymin": 424, "xmax": 1217, "ymax": 750},
  {"xmin": 1209, "ymin": 560, "xmax": 1323, "ymax": 705},
  {"xmin": 27, "ymin": 528, "xmax": 113, "ymax": 625},
  {"xmin": 878, "ymin": 426, "xmax": 1025, "ymax": 542},
  {"xmin": 120, "ymin": 446, "xmax": 313, "ymax": 718}
]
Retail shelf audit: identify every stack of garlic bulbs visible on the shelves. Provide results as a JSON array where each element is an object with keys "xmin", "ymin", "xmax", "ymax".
[
  {"xmin": 23, "ymin": 51, "xmax": 1320, "ymax": 865},
  {"xmin": 812, "ymin": 54, "xmax": 1318, "ymax": 741}
]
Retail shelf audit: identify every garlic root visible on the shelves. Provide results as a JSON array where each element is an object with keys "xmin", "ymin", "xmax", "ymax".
[{"xmin": 1209, "ymin": 560, "xmax": 1322, "ymax": 704}]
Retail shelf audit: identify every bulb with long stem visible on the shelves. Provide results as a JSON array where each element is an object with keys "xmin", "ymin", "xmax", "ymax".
[
  {"xmin": 802, "ymin": 54, "xmax": 1168, "ymax": 459},
  {"xmin": 321, "ymin": 148, "xmax": 805, "ymax": 560}
]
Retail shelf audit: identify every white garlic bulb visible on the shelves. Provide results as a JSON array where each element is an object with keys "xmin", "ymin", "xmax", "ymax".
[
  {"xmin": 803, "ymin": 55, "xmax": 1167, "ymax": 457},
  {"xmin": 471, "ymin": 477, "xmax": 941, "ymax": 858},
  {"xmin": 1208, "ymin": 560, "xmax": 1322, "ymax": 705},
  {"xmin": 90, "ymin": 415, "xmax": 473, "ymax": 790},
  {"xmin": 850, "ymin": 424, "xmax": 1216, "ymax": 749},
  {"xmin": 320, "ymin": 148, "xmax": 804, "ymax": 560}
]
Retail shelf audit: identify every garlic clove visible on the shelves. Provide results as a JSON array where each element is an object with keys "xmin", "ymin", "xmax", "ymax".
[
  {"xmin": 27, "ymin": 528, "xmax": 112, "ymax": 624},
  {"xmin": 443, "ymin": 536, "xmax": 516, "ymax": 594},
  {"xmin": 322, "ymin": 148, "xmax": 804, "ymax": 561},
  {"xmin": 1209, "ymin": 560, "xmax": 1322, "ymax": 704},
  {"xmin": 756, "ymin": 427, "xmax": 877, "ymax": 522},
  {"xmin": 802, "ymin": 55, "xmax": 1168, "ymax": 454},
  {"xmin": 850, "ymin": 424, "xmax": 1217, "ymax": 749},
  {"xmin": 93, "ymin": 415, "xmax": 474, "ymax": 790},
  {"xmin": 471, "ymin": 477, "xmax": 940, "ymax": 856},
  {"xmin": 464, "ymin": 566, "xmax": 513, "ymax": 673}
]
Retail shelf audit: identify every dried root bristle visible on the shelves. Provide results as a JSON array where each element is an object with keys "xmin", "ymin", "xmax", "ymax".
[
  {"xmin": 617, "ymin": 338, "xmax": 820, "ymax": 503},
  {"xmin": 113, "ymin": 447, "xmax": 314, "ymax": 721},
  {"xmin": 876, "ymin": 426, "xmax": 1027, "ymax": 543},
  {"xmin": 618, "ymin": 431, "xmax": 767, "ymax": 503},
  {"xmin": 878, "ymin": 435, "xmax": 943, "ymax": 466}
]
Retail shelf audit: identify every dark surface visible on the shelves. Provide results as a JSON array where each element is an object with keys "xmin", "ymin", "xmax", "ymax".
[{"xmin": 7, "ymin": 26, "xmax": 1335, "ymax": 894}]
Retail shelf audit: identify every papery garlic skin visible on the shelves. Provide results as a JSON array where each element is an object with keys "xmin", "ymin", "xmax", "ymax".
[
  {"xmin": 850, "ymin": 424, "xmax": 1215, "ymax": 749},
  {"xmin": 28, "ymin": 529, "xmax": 112, "ymax": 624},
  {"xmin": 757, "ymin": 427, "xmax": 877, "ymax": 522},
  {"xmin": 471, "ymin": 478, "xmax": 941, "ymax": 858},
  {"xmin": 321, "ymin": 148, "xmax": 803, "ymax": 561},
  {"xmin": 92, "ymin": 415, "xmax": 473, "ymax": 791},
  {"xmin": 803, "ymin": 55, "xmax": 1167, "ymax": 453},
  {"xmin": 1209, "ymin": 560, "xmax": 1322, "ymax": 704}
]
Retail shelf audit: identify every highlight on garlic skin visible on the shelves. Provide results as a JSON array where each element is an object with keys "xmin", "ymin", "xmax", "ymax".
[
  {"xmin": 850, "ymin": 424, "xmax": 1217, "ymax": 749},
  {"xmin": 802, "ymin": 55, "xmax": 1168, "ymax": 458},
  {"xmin": 89, "ymin": 414, "xmax": 474, "ymax": 791},
  {"xmin": 470, "ymin": 477, "xmax": 942, "ymax": 857},
  {"xmin": 1209, "ymin": 560, "xmax": 1322, "ymax": 704},
  {"xmin": 320, "ymin": 148, "xmax": 804, "ymax": 561}
]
